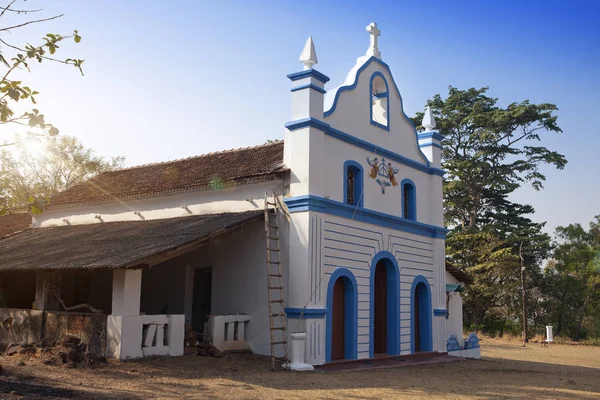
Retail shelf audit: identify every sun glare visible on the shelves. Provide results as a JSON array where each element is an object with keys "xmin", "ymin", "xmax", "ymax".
[{"xmin": 23, "ymin": 136, "xmax": 47, "ymax": 158}]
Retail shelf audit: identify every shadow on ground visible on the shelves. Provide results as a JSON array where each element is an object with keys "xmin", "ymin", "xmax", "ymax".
[{"xmin": 2, "ymin": 342, "xmax": 599, "ymax": 399}]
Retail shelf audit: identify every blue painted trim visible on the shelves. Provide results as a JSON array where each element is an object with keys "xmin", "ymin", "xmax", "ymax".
[
  {"xmin": 285, "ymin": 308, "xmax": 327, "ymax": 319},
  {"xmin": 287, "ymin": 69, "xmax": 330, "ymax": 84},
  {"xmin": 433, "ymin": 308, "xmax": 448, "ymax": 317},
  {"xmin": 343, "ymin": 160, "xmax": 364, "ymax": 208},
  {"xmin": 369, "ymin": 251, "xmax": 400, "ymax": 357},
  {"xmin": 419, "ymin": 142, "xmax": 443, "ymax": 149},
  {"xmin": 284, "ymin": 195, "xmax": 448, "ymax": 239},
  {"xmin": 410, "ymin": 275, "xmax": 433, "ymax": 353},
  {"xmin": 291, "ymin": 83, "xmax": 326, "ymax": 94},
  {"xmin": 284, "ymin": 117, "xmax": 330, "ymax": 132},
  {"xmin": 285, "ymin": 117, "xmax": 445, "ymax": 177},
  {"xmin": 417, "ymin": 131, "xmax": 444, "ymax": 141},
  {"xmin": 326, "ymin": 268, "xmax": 358, "ymax": 362},
  {"xmin": 323, "ymin": 56, "xmax": 430, "ymax": 166},
  {"xmin": 369, "ymin": 71, "xmax": 390, "ymax": 131},
  {"xmin": 400, "ymin": 179, "xmax": 417, "ymax": 221}
]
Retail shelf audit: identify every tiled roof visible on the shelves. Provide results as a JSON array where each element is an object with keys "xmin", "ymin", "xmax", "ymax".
[
  {"xmin": 0, "ymin": 213, "xmax": 31, "ymax": 238},
  {"xmin": 445, "ymin": 262, "xmax": 472, "ymax": 284},
  {"xmin": 0, "ymin": 211, "xmax": 263, "ymax": 272},
  {"xmin": 48, "ymin": 141, "xmax": 285, "ymax": 209}
]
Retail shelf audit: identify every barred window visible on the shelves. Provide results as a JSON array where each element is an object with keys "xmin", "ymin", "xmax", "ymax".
[{"xmin": 347, "ymin": 168, "xmax": 355, "ymax": 205}]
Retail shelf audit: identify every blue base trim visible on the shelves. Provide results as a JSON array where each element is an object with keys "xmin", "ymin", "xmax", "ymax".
[
  {"xmin": 287, "ymin": 69, "xmax": 330, "ymax": 84},
  {"xmin": 419, "ymin": 142, "xmax": 443, "ymax": 149},
  {"xmin": 284, "ymin": 195, "xmax": 448, "ymax": 239},
  {"xmin": 326, "ymin": 268, "xmax": 358, "ymax": 362},
  {"xmin": 369, "ymin": 251, "xmax": 400, "ymax": 357},
  {"xmin": 291, "ymin": 83, "xmax": 326, "ymax": 94},
  {"xmin": 285, "ymin": 307, "xmax": 327, "ymax": 319},
  {"xmin": 285, "ymin": 117, "xmax": 445, "ymax": 177},
  {"xmin": 418, "ymin": 131, "xmax": 444, "ymax": 141},
  {"xmin": 433, "ymin": 308, "xmax": 448, "ymax": 317},
  {"xmin": 411, "ymin": 276, "xmax": 433, "ymax": 353}
]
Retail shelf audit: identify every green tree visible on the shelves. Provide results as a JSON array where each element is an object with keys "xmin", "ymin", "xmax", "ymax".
[
  {"xmin": 546, "ymin": 217, "xmax": 600, "ymax": 340},
  {"xmin": 413, "ymin": 86, "xmax": 565, "ymax": 334},
  {"xmin": 0, "ymin": 135, "xmax": 124, "ymax": 213},
  {"xmin": 0, "ymin": 0, "xmax": 83, "ymax": 145},
  {"xmin": 412, "ymin": 86, "xmax": 566, "ymax": 230}
]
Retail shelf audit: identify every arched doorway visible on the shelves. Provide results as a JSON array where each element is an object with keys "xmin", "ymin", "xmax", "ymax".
[
  {"xmin": 411, "ymin": 276, "xmax": 432, "ymax": 353},
  {"xmin": 326, "ymin": 268, "xmax": 358, "ymax": 362},
  {"xmin": 373, "ymin": 260, "xmax": 388, "ymax": 354},
  {"xmin": 369, "ymin": 252, "xmax": 400, "ymax": 357}
]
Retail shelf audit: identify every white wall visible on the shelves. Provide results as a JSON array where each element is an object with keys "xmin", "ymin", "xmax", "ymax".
[
  {"xmin": 446, "ymin": 271, "xmax": 464, "ymax": 348},
  {"xmin": 210, "ymin": 212, "xmax": 290, "ymax": 357},
  {"xmin": 290, "ymin": 213, "xmax": 444, "ymax": 364},
  {"xmin": 34, "ymin": 180, "xmax": 283, "ymax": 227}
]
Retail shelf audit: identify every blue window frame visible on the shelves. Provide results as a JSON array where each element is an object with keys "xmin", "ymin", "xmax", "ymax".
[
  {"xmin": 401, "ymin": 178, "xmax": 416, "ymax": 220},
  {"xmin": 344, "ymin": 161, "xmax": 364, "ymax": 207},
  {"xmin": 369, "ymin": 72, "xmax": 390, "ymax": 130}
]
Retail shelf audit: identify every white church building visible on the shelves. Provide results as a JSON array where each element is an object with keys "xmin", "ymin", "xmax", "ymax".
[{"xmin": 0, "ymin": 23, "xmax": 474, "ymax": 366}]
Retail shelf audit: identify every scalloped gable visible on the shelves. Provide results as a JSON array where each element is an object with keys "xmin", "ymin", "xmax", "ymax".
[{"xmin": 323, "ymin": 56, "xmax": 429, "ymax": 167}]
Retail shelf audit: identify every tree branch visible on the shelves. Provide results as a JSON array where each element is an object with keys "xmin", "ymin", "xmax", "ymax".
[{"xmin": 0, "ymin": 13, "xmax": 63, "ymax": 32}]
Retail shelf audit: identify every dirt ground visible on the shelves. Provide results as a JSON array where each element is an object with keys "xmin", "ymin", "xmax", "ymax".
[{"xmin": 1, "ymin": 338, "xmax": 599, "ymax": 399}]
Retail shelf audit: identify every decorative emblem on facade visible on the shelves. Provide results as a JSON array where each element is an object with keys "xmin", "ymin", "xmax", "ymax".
[
  {"xmin": 447, "ymin": 334, "xmax": 460, "ymax": 352},
  {"xmin": 366, "ymin": 157, "xmax": 399, "ymax": 194},
  {"xmin": 464, "ymin": 332, "xmax": 480, "ymax": 349}
]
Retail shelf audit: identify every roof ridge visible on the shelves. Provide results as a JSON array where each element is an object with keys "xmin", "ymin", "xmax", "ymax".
[{"xmin": 105, "ymin": 140, "xmax": 284, "ymax": 174}]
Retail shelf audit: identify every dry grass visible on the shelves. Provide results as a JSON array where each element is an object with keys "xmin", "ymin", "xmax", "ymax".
[{"xmin": 1, "ymin": 338, "xmax": 599, "ymax": 399}]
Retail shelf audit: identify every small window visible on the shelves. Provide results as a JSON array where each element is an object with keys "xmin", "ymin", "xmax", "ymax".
[
  {"xmin": 370, "ymin": 72, "xmax": 389, "ymax": 130},
  {"xmin": 344, "ymin": 161, "xmax": 364, "ymax": 207},
  {"xmin": 401, "ymin": 179, "xmax": 416, "ymax": 220}
]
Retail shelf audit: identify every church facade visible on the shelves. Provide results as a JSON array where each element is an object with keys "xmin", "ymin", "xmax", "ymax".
[{"xmin": 0, "ymin": 23, "xmax": 470, "ymax": 366}]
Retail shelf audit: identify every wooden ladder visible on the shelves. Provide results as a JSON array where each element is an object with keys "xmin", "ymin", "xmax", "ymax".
[{"xmin": 264, "ymin": 193, "xmax": 289, "ymax": 371}]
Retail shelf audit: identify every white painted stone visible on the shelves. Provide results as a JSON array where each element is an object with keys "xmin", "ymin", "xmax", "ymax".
[
  {"xmin": 286, "ymin": 332, "xmax": 314, "ymax": 371},
  {"xmin": 422, "ymin": 106, "xmax": 436, "ymax": 131},
  {"xmin": 111, "ymin": 269, "xmax": 142, "ymax": 316},
  {"xmin": 167, "ymin": 315, "xmax": 185, "ymax": 356},
  {"xmin": 366, "ymin": 22, "xmax": 381, "ymax": 59},
  {"xmin": 448, "ymin": 347, "xmax": 481, "ymax": 359},
  {"xmin": 299, "ymin": 37, "xmax": 318, "ymax": 70}
]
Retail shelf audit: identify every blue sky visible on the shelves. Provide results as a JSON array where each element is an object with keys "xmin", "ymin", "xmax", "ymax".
[{"xmin": 2, "ymin": 0, "xmax": 599, "ymax": 234}]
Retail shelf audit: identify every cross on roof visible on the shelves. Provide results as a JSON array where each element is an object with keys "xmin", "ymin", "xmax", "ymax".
[{"xmin": 366, "ymin": 22, "xmax": 381, "ymax": 59}]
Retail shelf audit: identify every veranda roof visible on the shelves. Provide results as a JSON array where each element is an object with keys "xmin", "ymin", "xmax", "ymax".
[{"xmin": 0, "ymin": 210, "xmax": 263, "ymax": 272}]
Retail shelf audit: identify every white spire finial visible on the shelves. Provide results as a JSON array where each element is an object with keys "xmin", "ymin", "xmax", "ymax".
[
  {"xmin": 422, "ymin": 105, "xmax": 436, "ymax": 131},
  {"xmin": 299, "ymin": 36, "xmax": 318, "ymax": 70},
  {"xmin": 366, "ymin": 22, "xmax": 381, "ymax": 59}
]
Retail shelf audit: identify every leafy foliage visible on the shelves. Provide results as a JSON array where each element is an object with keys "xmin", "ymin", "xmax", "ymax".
[
  {"xmin": 413, "ymin": 86, "xmax": 565, "ymax": 338},
  {"xmin": 544, "ymin": 217, "xmax": 600, "ymax": 340},
  {"xmin": 0, "ymin": 135, "xmax": 124, "ymax": 214},
  {"xmin": 412, "ymin": 86, "xmax": 566, "ymax": 230},
  {"xmin": 0, "ymin": 1, "xmax": 83, "ymax": 143}
]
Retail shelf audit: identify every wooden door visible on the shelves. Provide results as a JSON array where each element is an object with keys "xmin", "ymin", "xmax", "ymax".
[
  {"xmin": 331, "ymin": 278, "xmax": 345, "ymax": 360},
  {"xmin": 374, "ymin": 263, "xmax": 388, "ymax": 354},
  {"xmin": 414, "ymin": 283, "xmax": 421, "ymax": 352}
]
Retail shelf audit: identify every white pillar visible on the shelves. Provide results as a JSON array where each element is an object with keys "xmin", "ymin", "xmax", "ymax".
[
  {"xmin": 287, "ymin": 332, "xmax": 314, "ymax": 371},
  {"xmin": 111, "ymin": 269, "xmax": 142, "ymax": 316}
]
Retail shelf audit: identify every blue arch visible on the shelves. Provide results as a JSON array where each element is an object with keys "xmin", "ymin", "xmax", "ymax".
[
  {"xmin": 410, "ymin": 275, "xmax": 433, "ymax": 353},
  {"xmin": 326, "ymin": 268, "xmax": 358, "ymax": 362},
  {"xmin": 323, "ymin": 56, "xmax": 431, "ymax": 167},
  {"xmin": 343, "ymin": 160, "xmax": 364, "ymax": 207},
  {"xmin": 400, "ymin": 178, "xmax": 417, "ymax": 221},
  {"xmin": 369, "ymin": 251, "xmax": 400, "ymax": 357},
  {"xmin": 369, "ymin": 71, "xmax": 390, "ymax": 131}
]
